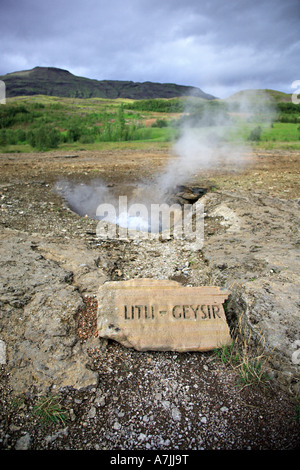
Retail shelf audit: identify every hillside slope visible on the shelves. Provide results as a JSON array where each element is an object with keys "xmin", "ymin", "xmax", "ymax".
[
  {"xmin": 225, "ymin": 88, "xmax": 292, "ymax": 103},
  {"xmin": 0, "ymin": 66, "xmax": 216, "ymax": 100}
]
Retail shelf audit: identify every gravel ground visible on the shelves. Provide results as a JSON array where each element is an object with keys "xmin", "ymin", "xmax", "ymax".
[
  {"xmin": 1, "ymin": 316, "xmax": 299, "ymax": 451},
  {"xmin": 0, "ymin": 149, "xmax": 299, "ymax": 453}
]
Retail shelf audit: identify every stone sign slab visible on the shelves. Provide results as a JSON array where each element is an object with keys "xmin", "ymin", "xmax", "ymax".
[{"xmin": 97, "ymin": 278, "xmax": 232, "ymax": 352}]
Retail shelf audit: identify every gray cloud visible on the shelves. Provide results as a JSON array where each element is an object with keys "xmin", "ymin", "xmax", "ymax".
[{"xmin": 0, "ymin": 0, "xmax": 299, "ymax": 97}]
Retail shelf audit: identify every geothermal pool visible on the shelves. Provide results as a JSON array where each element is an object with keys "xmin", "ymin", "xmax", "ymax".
[{"xmin": 55, "ymin": 178, "xmax": 206, "ymax": 234}]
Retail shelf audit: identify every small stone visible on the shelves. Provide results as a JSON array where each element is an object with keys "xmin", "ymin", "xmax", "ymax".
[
  {"xmin": 9, "ymin": 424, "xmax": 21, "ymax": 432},
  {"xmin": 162, "ymin": 400, "xmax": 170, "ymax": 410},
  {"xmin": 15, "ymin": 433, "xmax": 31, "ymax": 450},
  {"xmin": 88, "ymin": 406, "xmax": 96, "ymax": 419},
  {"xmin": 113, "ymin": 421, "xmax": 121, "ymax": 431},
  {"xmin": 98, "ymin": 396, "xmax": 106, "ymax": 407},
  {"xmin": 220, "ymin": 406, "xmax": 229, "ymax": 413},
  {"xmin": 171, "ymin": 407, "xmax": 181, "ymax": 421},
  {"xmin": 94, "ymin": 391, "xmax": 106, "ymax": 407},
  {"xmin": 200, "ymin": 417, "xmax": 207, "ymax": 424},
  {"xmin": 45, "ymin": 428, "xmax": 68, "ymax": 445},
  {"xmin": 69, "ymin": 409, "xmax": 76, "ymax": 422},
  {"xmin": 0, "ymin": 340, "xmax": 6, "ymax": 364}
]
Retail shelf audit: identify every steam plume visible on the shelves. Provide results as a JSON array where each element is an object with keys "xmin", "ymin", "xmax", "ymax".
[
  {"xmin": 55, "ymin": 90, "xmax": 276, "ymax": 228},
  {"xmin": 156, "ymin": 90, "xmax": 276, "ymax": 193}
]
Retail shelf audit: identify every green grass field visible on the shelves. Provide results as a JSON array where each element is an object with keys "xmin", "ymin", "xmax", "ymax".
[{"xmin": 0, "ymin": 94, "xmax": 299, "ymax": 153}]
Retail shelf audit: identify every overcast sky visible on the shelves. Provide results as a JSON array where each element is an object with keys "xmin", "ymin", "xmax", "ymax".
[{"xmin": 0, "ymin": 0, "xmax": 299, "ymax": 98}]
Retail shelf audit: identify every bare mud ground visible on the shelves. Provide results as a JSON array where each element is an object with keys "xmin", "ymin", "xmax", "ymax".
[{"xmin": 0, "ymin": 146, "xmax": 299, "ymax": 453}]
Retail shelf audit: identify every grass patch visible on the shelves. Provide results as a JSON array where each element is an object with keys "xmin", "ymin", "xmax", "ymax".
[
  {"xmin": 12, "ymin": 396, "xmax": 25, "ymax": 409},
  {"xmin": 214, "ymin": 317, "xmax": 271, "ymax": 390},
  {"xmin": 33, "ymin": 395, "xmax": 69, "ymax": 425}
]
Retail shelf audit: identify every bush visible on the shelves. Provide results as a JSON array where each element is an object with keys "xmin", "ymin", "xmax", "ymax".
[
  {"xmin": 79, "ymin": 134, "xmax": 95, "ymax": 144},
  {"xmin": 151, "ymin": 119, "xmax": 168, "ymax": 128},
  {"xmin": 16, "ymin": 129, "xmax": 27, "ymax": 142},
  {"xmin": 248, "ymin": 126, "xmax": 262, "ymax": 141},
  {"xmin": 124, "ymin": 98, "xmax": 184, "ymax": 113},
  {"xmin": 48, "ymin": 128, "xmax": 61, "ymax": 148},
  {"xmin": 0, "ymin": 129, "xmax": 7, "ymax": 146},
  {"xmin": 67, "ymin": 126, "xmax": 81, "ymax": 142},
  {"xmin": 27, "ymin": 125, "xmax": 61, "ymax": 150}
]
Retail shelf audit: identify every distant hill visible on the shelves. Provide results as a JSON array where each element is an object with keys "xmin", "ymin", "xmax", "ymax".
[
  {"xmin": 225, "ymin": 88, "xmax": 292, "ymax": 103},
  {"xmin": 0, "ymin": 66, "xmax": 216, "ymax": 100}
]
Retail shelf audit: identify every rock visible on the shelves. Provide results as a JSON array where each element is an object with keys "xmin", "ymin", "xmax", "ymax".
[
  {"xmin": 162, "ymin": 400, "xmax": 170, "ymax": 410},
  {"xmin": 97, "ymin": 278, "xmax": 232, "ymax": 352},
  {"xmin": 9, "ymin": 424, "xmax": 21, "ymax": 432},
  {"xmin": 15, "ymin": 433, "xmax": 31, "ymax": 450},
  {"xmin": 69, "ymin": 409, "xmax": 76, "ymax": 422},
  {"xmin": 0, "ymin": 340, "xmax": 6, "ymax": 364},
  {"xmin": 45, "ymin": 428, "xmax": 68, "ymax": 445},
  {"xmin": 202, "ymin": 191, "xmax": 300, "ymax": 389},
  {"xmin": 177, "ymin": 192, "xmax": 199, "ymax": 202},
  {"xmin": 220, "ymin": 406, "xmax": 229, "ymax": 413},
  {"xmin": 113, "ymin": 421, "xmax": 121, "ymax": 431},
  {"xmin": 35, "ymin": 239, "xmax": 108, "ymax": 295},
  {"xmin": 0, "ymin": 230, "xmax": 98, "ymax": 395},
  {"xmin": 87, "ymin": 406, "xmax": 96, "ymax": 419},
  {"xmin": 171, "ymin": 407, "xmax": 181, "ymax": 421},
  {"xmin": 94, "ymin": 392, "xmax": 106, "ymax": 407},
  {"xmin": 209, "ymin": 204, "xmax": 241, "ymax": 232}
]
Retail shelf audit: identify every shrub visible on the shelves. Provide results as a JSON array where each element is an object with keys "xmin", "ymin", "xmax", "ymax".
[
  {"xmin": 67, "ymin": 126, "xmax": 81, "ymax": 142},
  {"xmin": 16, "ymin": 129, "xmax": 27, "ymax": 142},
  {"xmin": 124, "ymin": 98, "xmax": 184, "ymax": 113},
  {"xmin": 248, "ymin": 126, "xmax": 262, "ymax": 141},
  {"xmin": 152, "ymin": 119, "xmax": 168, "ymax": 128},
  {"xmin": 27, "ymin": 125, "xmax": 61, "ymax": 150},
  {"xmin": 79, "ymin": 134, "xmax": 95, "ymax": 144},
  {"xmin": 0, "ymin": 129, "xmax": 7, "ymax": 146}
]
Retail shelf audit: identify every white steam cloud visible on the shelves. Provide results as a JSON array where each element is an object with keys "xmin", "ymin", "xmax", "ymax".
[
  {"xmin": 155, "ymin": 90, "xmax": 276, "ymax": 193},
  {"xmin": 55, "ymin": 90, "xmax": 277, "ymax": 230}
]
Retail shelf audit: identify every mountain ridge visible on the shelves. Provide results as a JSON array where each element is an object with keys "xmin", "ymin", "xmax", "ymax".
[{"xmin": 0, "ymin": 66, "xmax": 216, "ymax": 100}]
